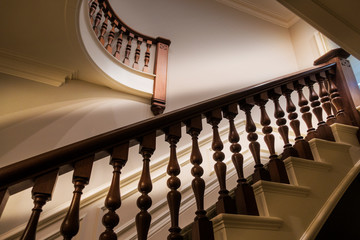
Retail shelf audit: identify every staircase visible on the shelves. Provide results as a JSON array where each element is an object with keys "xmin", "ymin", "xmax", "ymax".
[
  {"xmin": 1, "ymin": 45, "xmax": 360, "ymax": 240},
  {"xmin": 211, "ymin": 123, "xmax": 360, "ymax": 240}
]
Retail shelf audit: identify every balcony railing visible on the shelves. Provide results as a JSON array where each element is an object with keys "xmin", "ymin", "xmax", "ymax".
[{"xmin": 89, "ymin": 0, "xmax": 171, "ymax": 115}]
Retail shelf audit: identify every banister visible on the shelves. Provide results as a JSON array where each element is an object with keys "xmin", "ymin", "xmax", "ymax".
[{"xmin": 0, "ymin": 62, "xmax": 335, "ymax": 193}]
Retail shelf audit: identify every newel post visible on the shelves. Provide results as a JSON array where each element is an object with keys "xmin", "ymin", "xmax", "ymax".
[
  {"xmin": 314, "ymin": 48, "xmax": 360, "ymax": 128},
  {"xmin": 152, "ymin": 37, "xmax": 171, "ymax": 115}
]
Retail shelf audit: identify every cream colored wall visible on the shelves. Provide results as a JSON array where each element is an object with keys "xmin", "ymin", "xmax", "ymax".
[
  {"xmin": 0, "ymin": 75, "xmax": 152, "ymax": 167},
  {"xmin": 110, "ymin": 0, "xmax": 299, "ymax": 111},
  {"xmin": 289, "ymin": 19, "xmax": 360, "ymax": 84},
  {"xmin": 289, "ymin": 20, "xmax": 321, "ymax": 69}
]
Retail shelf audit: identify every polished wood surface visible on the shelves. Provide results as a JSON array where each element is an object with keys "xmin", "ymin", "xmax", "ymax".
[
  {"xmin": 165, "ymin": 124, "xmax": 183, "ymax": 240},
  {"xmin": 100, "ymin": 143, "xmax": 129, "ymax": 240}
]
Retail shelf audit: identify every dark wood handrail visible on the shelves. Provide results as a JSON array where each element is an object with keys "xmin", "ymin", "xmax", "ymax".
[{"xmin": 0, "ymin": 62, "xmax": 336, "ymax": 194}]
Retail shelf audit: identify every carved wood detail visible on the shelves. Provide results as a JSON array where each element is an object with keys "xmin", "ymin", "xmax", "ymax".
[
  {"xmin": 20, "ymin": 170, "xmax": 58, "ymax": 240},
  {"xmin": 164, "ymin": 124, "xmax": 183, "ymax": 240},
  {"xmin": 100, "ymin": 143, "xmax": 129, "ymax": 240}
]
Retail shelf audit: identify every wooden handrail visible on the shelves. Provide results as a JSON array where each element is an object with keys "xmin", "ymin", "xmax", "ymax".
[{"xmin": 0, "ymin": 62, "xmax": 335, "ymax": 194}]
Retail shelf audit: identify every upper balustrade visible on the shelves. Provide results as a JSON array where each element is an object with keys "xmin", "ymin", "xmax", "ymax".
[{"xmin": 88, "ymin": 0, "xmax": 171, "ymax": 115}]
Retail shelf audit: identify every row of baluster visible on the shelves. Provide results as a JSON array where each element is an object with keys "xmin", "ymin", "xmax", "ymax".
[
  {"xmin": 89, "ymin": 0, "xmax": 154, "ymax": 73},
  {"xmin": 18, "ymin": 68, "xmax": 351, "ymax": 240}
]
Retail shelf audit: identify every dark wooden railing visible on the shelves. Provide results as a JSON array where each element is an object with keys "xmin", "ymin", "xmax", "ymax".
[
  {"xmin": 1, "ymin": 49, "xmax": 360, "ymax": 240},
  {"xmin": 89, "ymin": 0, "xmax": 171, "ymax": 115}
]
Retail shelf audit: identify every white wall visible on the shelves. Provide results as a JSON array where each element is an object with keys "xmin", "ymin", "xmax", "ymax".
[{"xmin": 109, "ymin": 0, "xmax": 299, "ymax": 110}]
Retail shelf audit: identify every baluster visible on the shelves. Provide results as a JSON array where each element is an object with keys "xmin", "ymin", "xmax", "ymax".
[
  {"xmin": 164, "ymin": 124, "xmax": 183, "ymax": 240},
  {"xmin": 239, "ymin": 99, "xmax": 270, "ymax": 183},
  {"xmin": 316, "ymin": 72, "xmax": 337, "ymax": 126},
  {"xmin": 136, "ymin": 132, "xmax": 156, "ymax": 240},
  {"xmin": 133, "ymin": 37, "xmax": 143, "ymax": 70},
  {"xmin": 123, "ymin": 33, "xmax": 134, "ymax": 66},
  {"xmin": 60, "ymin": 156, "xmax": 94, "ymax": 240},
  {"xmin": 143, "ymin": 40, "xmax": 152, "ymax": 73},
  {"xmin": 326, "ymin": 70, "xmax": 352, "ymax": 125},
  {"xmin": 93, "ymin": 6, "xmax": 103, "ymax": 36},
  {"xmin": 305, "ymin": 76, "xmax": 335, "ymax": 141},
  {"xmin": 105, "ymin": 20, "xmax": 116, "ymax": 53},
  {"xmin": 223, "ymin": 104, "xmax": 259, "ymax": 215},
  {"xmin": 255, "ymin": 93, "xmax": 289, "ymax": 183},
  {"xmin": 99, "ymin": 13, "xmax": 109, "ymax": 45},
  {"xmin": 0, "ymin": 188, "xmax": 9, "ymax": 217},
  {"xmin": 20, "ymin": 170, "xmax": 58, "ymax": 240},
  {"xmin": 185, "ymin": 116, "xmax": 214, "ymax": 240},
  {"xmin": 100, "ymin": 143, "xmax": 129, "ymax": 240},
  {"xmin": 282, "ymin": 83, "xmax": 314, "ymax": 160},
  {"xmin": 113, "ymin": 26, "xmax": 126, "ymax": 60},
  {"xmin": 205, "ymin": 109, "xmax": 236, "ymax": 214},
  {"xmin": 295, "ymin": 79, "xmax": 318, "ymax": 141},
  {"xmin": 89, "ymin": 0, "xmax": 98, "ymax": 25},
  {"xmin": 268, "ymin": 89, "xmax": 298, "ymax": 160}
]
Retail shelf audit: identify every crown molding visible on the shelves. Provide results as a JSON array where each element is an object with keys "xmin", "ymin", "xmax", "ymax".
[
  {"xmin": 216, "ymin": 0, "xmax": 299, "ymax": 28},
  {"xmin": 0, "ymin": 49, "xmax": 75, "ymax": 87}
]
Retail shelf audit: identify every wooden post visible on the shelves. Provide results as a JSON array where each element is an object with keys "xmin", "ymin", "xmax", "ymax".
[
  {"xmin": 152, "ymin": 37, "xmax": 171, "ymax": 115},
  {"xmin": 314, "ymin": 48, "xmax": 360, "ymax": 128}
]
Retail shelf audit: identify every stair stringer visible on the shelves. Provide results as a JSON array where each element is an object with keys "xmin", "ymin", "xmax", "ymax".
[{"xmin": 212, "ymin": 124, "xmax": 360, "ymax": 240}]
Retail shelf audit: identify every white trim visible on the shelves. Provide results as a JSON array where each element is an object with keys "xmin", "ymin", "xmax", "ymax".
[
  {"xmin": 253, "ymin": 180, "xmax": 311, "ymax": 197},
  {"xmin": 212, "ymin": 214, "xmax": 283, "ymax": 230},
  {"xmin": 0, "ymin": 49, "xmax": 75, "ymax": 87},
  {"xmin": 216, "ymin": 0, "xmax": 299, "ymax": 28}
]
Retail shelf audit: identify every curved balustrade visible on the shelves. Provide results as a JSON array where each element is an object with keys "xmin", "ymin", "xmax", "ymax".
[
  {"xmin": 0, "ymin": 49, "xmax": 360, "ymax": 240},
  {"xmin": 89, "ymin": 0, "xmax": 171, "ymax": 115}
]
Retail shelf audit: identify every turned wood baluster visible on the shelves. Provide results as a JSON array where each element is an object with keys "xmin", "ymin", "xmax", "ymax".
[
  {"xmin": 20, "ymin": 170, "xmax": 58, "ymax": 240},
  {"xmin": 268, "ymin": 89, "xmax": 298, "ymax": 160},
  {"xmin": 295, "ymin": 79, "xmax": 318, "ymax": 141},
  {"xmin": 326, "ymin": 70, "xmax": 352, "ymax": 125},
  {"xmin": 123, "ymin": 33, "xmax": 134, "ymax": 66},
  {"xmin": 0, "ymin": 188, "xmax": 9, "ymax": 217},
  {"xmin": 164, "ymin": 124, "xmax": 183, "ymax": 240},
  {"xmin": 113, "ymin": 26, "xmax": 126, "ymax": 60},
  {"xmin": 60, "ymin": 156, "xmax": 94, "ymax": 240},
  {"xmin": 255, "ymin": 93, "xmax": 289, "ymax": 183},
  {"xmin": 105, "ymin": 20, "xmax": 116, "ymax": 53},
  {"xmin": 89, "ymin": 0, "xmax": 98, "ymax": 25},
  {"xmin": 305, "ymin": 76, "xmax": 335, "ymax": 141},
  {"xmin": 100, "ymin": 143, "xmax": 129, "ymax": 240},
  {"xmin": 143, "ymin": 40, "xmax": 152, "ymax": 73},
  {"xmin": 316, "ymin": 73, "xmax": 337, "ymax": 126},
  {"xmin": 223, "ymin": 104, "xmax": 259, "ymax": 215},
  {"xmin": 136, "ymin": 133, "xmax": 156, "ymax": 240},
  {"xmin": 239, "ymin": 99, "xmax": 270, "ymax": 183},
  {"xmin": 205, "ymin": 109, "xmax": 236, "ymax": 214},
  {"xmin": 185, "ymin": 116, "xmax": 214, "ymax": 240},
  {"xmin": 282, "ymin": 83, "xmax": 314, "ymax": 160},
  {"xmin": 99, "ymin": 13, "xmax": 109, "ymax": 45},
  {"xmin": 93, "ymin": 7, "xmax": 103, "ymax": 36},
  {"xmin": 133, "ymin": 37, "xmax": 143, "ymax": 70}
]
